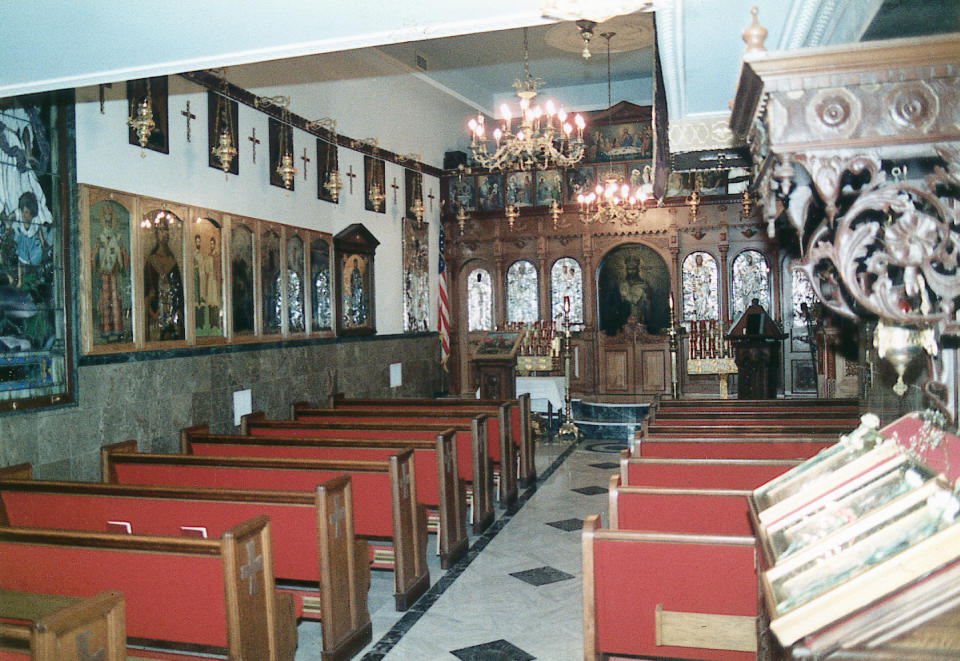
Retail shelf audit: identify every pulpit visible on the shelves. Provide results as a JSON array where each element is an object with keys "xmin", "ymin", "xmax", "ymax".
[
  {"xmin": 726, "ymin": 300, "xmax": 785, "ymax": 399},
  {"xmin": 471, "ymin": 331, "xmax": 522, "ymax": 400}
]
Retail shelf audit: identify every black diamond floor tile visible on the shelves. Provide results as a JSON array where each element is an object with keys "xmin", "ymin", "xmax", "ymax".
[
  {"xmin": 451, "ymin": 638, "xmax": 535, "ymax": 660},
  {"xmin": 546, "ymin": 518, "xmax": 584, "ymax": 531},
  {"xmin": 588, "ymin": 462, "xmax": 620, "ymax": 469},
  {"xmin": 571, "ymin": 485, "xmax": 608, "ymax": 496},
  {"xmin": 509, "ymin": 565, "xmax": 575, "ymax": 587}
]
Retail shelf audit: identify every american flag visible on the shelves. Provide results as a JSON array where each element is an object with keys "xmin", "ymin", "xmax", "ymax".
[{"xmin": 438, "ymin": 222, "xmax": 450, "ymax": 370}]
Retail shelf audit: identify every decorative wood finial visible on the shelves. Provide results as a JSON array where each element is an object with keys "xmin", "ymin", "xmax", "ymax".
[{"xmin": 743, "ymin": 6, "xmax": 767, "ymax": 55}]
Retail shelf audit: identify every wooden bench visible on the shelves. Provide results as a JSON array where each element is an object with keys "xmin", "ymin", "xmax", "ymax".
[
  {"xmin": 0, "ymin": 514, "xmax": 291, "ymax": 660},
  {"xmin": 325, "ymin": 393, "xmax": 536, "ymax": 486},
  {"xmin": 287, "ymin": 406, "xmax": 518, "ymax": 505},
  {"xmin": 650, "ymin": 397, "xmax": 859, "ymax": 413},
  {"xmin": 101, "ymin": 441, "xmax": 428, "ymax": 611},
  {"xmin": 582, "ymin": 515, "xmax": 757, "ymax": 661},
  {"xmin": 632, "ymin": 437, "xmax": 834, "ymax": 460},
  {"xmin": 620, "ymin": 455, "xmax": 800, "ymax": 489},
  {"xmin": 0, "ymin": 466, "xmax": 370, "ymax": 661},
  {"xmin": 587, "ymin": 477, "xmax": 760, "ymax": 659},
  {"xmin": 181, "ymin": 423, "xmax": 468, "ymax": 568},
  {"xmin": 241, "ymin": 413, "xmax": 494, "ymax": 533},
  {"xmin": 0, "ymin": 590, "xmax": 125, "ymax": 661}
]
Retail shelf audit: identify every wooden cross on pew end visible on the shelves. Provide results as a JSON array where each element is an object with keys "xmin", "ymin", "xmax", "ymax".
[
  {"xmin": 240, "ymin": 540, "xmax": 264, "ymax": 595},
  {"xmin": 76, "ymin": 629, "xmax": 106, "ymax": 661},
  {"xmin": 329, "ymin": 494, "xmax": 346, "ymax": 539}
]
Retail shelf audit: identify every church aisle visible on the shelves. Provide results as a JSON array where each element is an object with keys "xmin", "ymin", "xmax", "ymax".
[{"xmin": 295, "ymin": 436, "xmax": 620, "ymax": 660}]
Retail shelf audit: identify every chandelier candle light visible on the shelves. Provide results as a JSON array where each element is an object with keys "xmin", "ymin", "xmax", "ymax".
[{"xmin": 468, "ymin": 27, "xmax": 586, "ymax": 171}]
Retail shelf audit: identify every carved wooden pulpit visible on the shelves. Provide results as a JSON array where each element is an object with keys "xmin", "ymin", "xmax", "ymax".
[
  {"xmin": 471, "ymin": 331, "xmax": 522, "ymax": 400},
  {"xmin": 726, "ymin": 300, "xmax": 785, "ymax": 399}
]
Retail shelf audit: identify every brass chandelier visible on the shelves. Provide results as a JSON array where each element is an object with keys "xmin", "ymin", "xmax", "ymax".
[
  {"xmin": 258, "ymin": 95, "xmax": 296, "ymax": 189},
  {"xmin": 467, "ymin": 27, "xmax": 586, "ymax": 171},
  {"xmin": 210, "ymin": 71, "xmax": 237, "ymax": 175},
  {"xmin": 127, "ymin": 78, "xmax": 156, "ymax": 157},
  {"xmin": 574, "ymin": 32, "xmax": 651, "ymax": 225}
]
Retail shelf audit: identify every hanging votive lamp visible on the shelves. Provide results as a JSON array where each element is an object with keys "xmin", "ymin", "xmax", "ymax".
[{"xmin": 127, "ymin": 81, "xmax": 156, "ymax": 158}]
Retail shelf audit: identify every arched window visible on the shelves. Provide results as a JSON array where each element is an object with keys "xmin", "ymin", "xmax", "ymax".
[
  {"xmin": 467, "ymin": 268, "xmax": 493, "ymax": 331},
  {"xmin": 791, "ymin": 265, "xmax": 817, "ymax": 329},
  {"xmin": 730, "ymin": 249, "xmax": 770, "ymax": 321},
  {"xmin": 506, "ymin": 260, "xmax": 538, "ymax": 324},
  {"xmin": 551, "ymin": 257, "xmax": 583, "ymax": 325},
  {"xmin": 681, "ymin": 251, "xmax": 718, "ymax": 322}
]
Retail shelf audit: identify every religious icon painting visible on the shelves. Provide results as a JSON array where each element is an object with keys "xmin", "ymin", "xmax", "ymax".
[
  {"xmin": 628, "ymin": 161, "xmax": 653, "ymax": 190},
  {"xmin": 140, "ymin": 205, "xmax": 186, "ymax": 343},
  {"xmin": 230, "ymin": 222, "xmax": 255, "ymax": 336},
  {"xmin": 792, "ymin": 359, "xmax": 817, "ymax": 393},
  {"xmin": 268, "ymin": 117, "xmax": 294, "ymax": 191},
  {"xmin": 402, "ymin": 217, "xmax": 429, "ymax": 332},
  {"xmin": 666, "ymin": 171, "xmax": 692, "ymax": 198},
  {"xmin": 597, "ymin": 244, "xmax": 671, "ymax": 337},
  {"xmin": 681, "ymin": 251, "xmax": 719, "ymax": 323},
  {"xmin": 1, "ymin": 94, "xmax": 75, "ymax": 412},
  {"xmin": 207, "ymin": 91, "xmax": 239, "ymax": 175},
  {"xmin": 316, "ymin": 138, "xmax": 339, "ymax": 203},
  {"xmin": 192, "ymin": 217, "xmax": 224, "ymax": 339},
  {"xmin": 334, "ymin": 223, "xmax": 378, "ymax": 336},
  {"xmin": 309, "ymin": 238, "xmax": 332, "ymax": 332},
  {"xmin": 86, "ymin": 194, "xmax": 134, "ymax": 347},
  {"xmin": 565, "ymin": 166, "xmax": 595, "ymax": 204},
  {"xmin": 476, "ymin": 174, "xmax": 504, "ymax": 212},
  {"xmin": 126, "ymin": 76, "xmax": 169, "ymax": 155},
  {"xmin": 596, "ymin": 163, "xmax": 626, "ymax": 185},
  {"xmin": 535, "ymin": 170, "xmax": 563, "ymax": 207},
  {"xmin": 505, "ymin": 172, "xmax": 534, "ymax": 207},
  {"xmin": 286, "ymin": 233, "xmax": 306, "ymax": 333},
  {"xmin": 364, "ymin": 155, "xmax": 386, "ymax": 213},
  {"xmin": 446, "ymin": 174, "xmax": 476, "ymax": 214},
  {"xmin": 260, "ymin": 227, "xmax": 282, "ymax": 334}
]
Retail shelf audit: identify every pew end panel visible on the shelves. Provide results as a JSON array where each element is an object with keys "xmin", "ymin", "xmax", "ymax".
[
  {"xmin": 315, "ymin": 475, "xmax": 373, "ymax": 661},
  {"xmin": 179, "ymin": 424, "xmax": 210, "ymax": 454},
  {"xmin": 583, "ymin": 515, "xmax": 758, "ymax": 661},
  {"xmin": 434, "ymin": 430, "xmax": 468, "ymax": 569},
  {"xmin": 389, "ymin": 449, "xmax": 430, "ymax": 611},
  {"xmin": 100, "ymin": 440, "xmax": 138, "ymax": 483},
  {"xmin": 0, "ymin": 590, "xmax": 125, "ymax": 661}
]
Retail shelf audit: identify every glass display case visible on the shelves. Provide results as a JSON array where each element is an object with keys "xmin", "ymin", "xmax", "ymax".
[
  {"xmin": 764, "ymin": 478, "xmax": 960, "ymax": 646},
  {"xmin": 762, "ymin": 455, "xmax": 938, "ymax": 564},
  {"xmin": 751, "ymin": 415, "xmax": 886, "ymax": 524}
]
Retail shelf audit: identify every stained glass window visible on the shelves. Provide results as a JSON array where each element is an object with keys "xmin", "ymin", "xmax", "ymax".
[
  {"xmin": 731, "ymin": 249, "xmax": 770, "ymax": 321},
  {"xmin": 506, "ymin": 260, "xmax": 538, "ymax": 324},
  {"xmin": 310, "ymin": 238, "xmax": 331, "ymax": 331},
  {"xmin": 681, "ymin": 251, "xmax": 718, "ymax": 322},
  {"xmin": 792, "ymin": 266, "xmax": 817, "ymax": 328},
  {"xmin": 467, "ymin": 268, "xmax": 492, "ymax": 331},
  {"xmin": 551, "ymin": 258, "xmax": 583, "ymax": 325},
  {"xmin": 286, "ymin": 234, "xmax": 305, "ymax": 332}
]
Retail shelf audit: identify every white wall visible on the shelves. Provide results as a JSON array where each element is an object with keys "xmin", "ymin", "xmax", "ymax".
[{"xmin": 75, "ymin": 71, "xmax": 452, "ymax": 336}]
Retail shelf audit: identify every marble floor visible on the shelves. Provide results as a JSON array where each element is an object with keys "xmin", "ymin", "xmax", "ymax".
[{"xmin": 294, "ymin": 435, "xmax": 623, "ymax": 661}]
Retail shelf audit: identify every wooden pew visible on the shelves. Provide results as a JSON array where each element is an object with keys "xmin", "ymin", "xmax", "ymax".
[
  {"xmin": 0, "ymin": 514, "xmax": 290, "ymax": 660},
  {"xmin": 181, "ymin": 423, "xmax": 468, "ymax": 568},
  {"xmin": 589, "ymin": 477, "xmax": 760, "ymax": 659},
  {"xmin": 582, "ymin": 515, "xmax": 757, "ymax": 661},
  {"xmin": 286, "ymin": 406, "xmax": 518, "ymax": 505},
  {"xmin": 651, "ymin": 397, "xmax": 859, "ymax": 413},
  {"xmin": 632, "ymin": 436, "xmax": 834, "ymax": 460},
  {"xmin": 620, "ymin": 455, "xmax": 800, "ymax": 489},
  {"xmin": 241, "ymin": 413, "xmax": 494, "ymax": 533},
  {"xmin": 0, "ymin": 467, "xmax": 370, "ymax": 661},
  {"xmin": 0, "ymin": 590, "xmax": 125, "ymax": 661},
  {"xmin": 101, "ymin": 441, "xmax": 429, "ymax": 611},
  {"xmin": 325, "ymin": 393, "xmax": 536, "ymax": 486}
]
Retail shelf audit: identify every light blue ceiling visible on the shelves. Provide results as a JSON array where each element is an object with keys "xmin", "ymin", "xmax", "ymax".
[{"xmin": 0, "ymin": 1, "xmax": 896, "ymax": 142}]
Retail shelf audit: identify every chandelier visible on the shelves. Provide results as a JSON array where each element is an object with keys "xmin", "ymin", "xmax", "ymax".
[
  {"xmin": 467, "ymin": 27, "xmax": 586, "ymax": 171},
  {"xmin": 403, "ymin": 155, "xmax": 426, "ymax": 225},
  {"xmin": 210, "ymin": 71, "xmax": 237, "ymax": 176},
  {"xmin": 575, "ymin": 33, "xmax": 651, "ymax": 225},
  {"xmin": 127, "ymin": 78, "xmax": 156, "ymax": 158}
]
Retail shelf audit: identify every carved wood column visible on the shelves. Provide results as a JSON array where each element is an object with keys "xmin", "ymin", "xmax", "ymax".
[
  {"xmin": 537, "ymin": 227, "xmax": 548, "ymax": 321},
  {"xmin": 493, "ymin": 236, "xmax": 505, "ymax": 328},
  {"xmin": 717, "ymin": 227, "xmax": 730, "ymax": 327}
]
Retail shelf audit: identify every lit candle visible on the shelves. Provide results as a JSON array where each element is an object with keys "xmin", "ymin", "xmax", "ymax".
[{"xmin": 669, "ymin": 293, "xmax": 674, "ymax": 312}]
